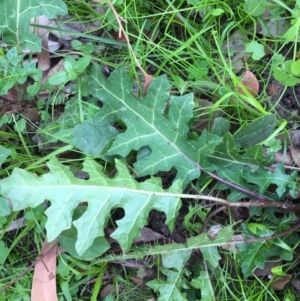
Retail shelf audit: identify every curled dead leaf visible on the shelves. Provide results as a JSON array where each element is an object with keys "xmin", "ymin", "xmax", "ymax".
[
  {"xmin": 238, "ymin": 70, "xmax": 259, "ymax": 97},
  {"xmin": 31, "ymin": 15, "xmax": 50, "ymax": 71},
  {"xmin": 143, "ymin": 74, "xmax": 153, "ymax": 95},
  {"xmin": 270, "ymin": 275, "xmax": 292, "ymax": 290}
]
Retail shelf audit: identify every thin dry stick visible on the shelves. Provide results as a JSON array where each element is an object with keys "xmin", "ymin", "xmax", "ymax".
[
  {"xmin": 148, "ymin": 192, "xmax": 300, "ymax": 211},
  {"xmin": 104, "ymin": 0, "xmax": 152, "ymax": 90}
]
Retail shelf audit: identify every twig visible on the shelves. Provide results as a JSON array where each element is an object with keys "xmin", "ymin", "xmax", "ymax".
[
  {"xmin": 101, "ymin": 0, "xmax": 148, "ymax": 78},
  {"xmin": 202, "ymin": 206, "xmax": 227, "ymax": 233},
  {"xmin": 148, "ymin": 191, "xmax": 300, "ymax": 211}
]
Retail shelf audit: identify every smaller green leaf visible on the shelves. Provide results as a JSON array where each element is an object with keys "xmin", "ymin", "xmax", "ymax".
[
  {"xmin": 13, "ymin": 118, "xmax": 26, "ymax": 133},
  {"xmin": 234, "ymin": 114, "xmax": 277, "ymax": 148},
  {"xmin": 244, "ymin": 163, "xmax": 298, "ymax": 198},
  {"xmin": 272, "ymin": 60, "xmax": 300, "ymax": 86},
  {"xmin": 211, "ymin": 8, "xmax": 224, "ymax": 16},
  {"xmin": 242, "ymin": 167, "xmax": 271, "ymax": 194},
  {"xmin": 187, "ymin": 59, "xmax": 208, "ymax": 80},
  {"xmin": 187, "ymin": 0, "xmax": 198, "ymax": 5},
  {"xmin": 147, "ymin": 268, "xmax": 187, "ymax": 301},
  {"xmin": 72, "ymin": 120, "xmax": 118, "ymax": 156},
  {"xmin": 273, "ymin": 238, "xmax": 294, "ymax": 253},
  {"xmin": 64, "ymin": 56, "xmax": 76, "ymax": 73},
  {"xmin": 271, "ymin": 265, "xmax": 285, "ymax": 277},
  {"xmin": 0, "ymin": 197, "xmax": 10, "ymax": 217},
  {"xmin": 27, "ymin": 82, "xmax": 41, "ymax": 97},
  {"xmin": 67, "ymin": 70, "xmax": 77, "ymax": 81},
  {"xmin": 238, "ymin": 242, "xmax": 266, "ymax": 276},
  {"xmin": 103, "ymin": 296, "xmax": 115, "ymax": 301},
  {"xmin": 0, "ymin": 241, "xmax": 9, "ymax": 264},
  {"xmin": 246, "ymin": 41, "xmax": 265, "ymax": 60},
  {"xmin": 200, "ymin": 246, "xmax": 221, "ymax": 268},
  {"xmin": 272, "ymin": 164, "xmax": 298, "ymax": 197},
  {"xmin": 71, "ymin": 40, "xmax": 82, "ymax": 48},
  {"xmin": 74, "ymin": 56, "xmax": 92, "ymax": 73},
  {"xmin": 24, "ymin": 63, "xmax": 43, "ymax": 81},
  {"xmin": 247, "ymin": 223, "xmax": 267, "ymax": 235},
  {"xmin": 59, "ymin": 227, "xmax": 110, "ymax": 260},
  {"xmin": 291, "ymin": 59, "xmax": 300, "ymax": 76},
  {"xmin": 72, "ymin": 40, "xmax": 95, "ymax": 54},
  {"xmin": 161, "ymin": 249, "xmax": 192, "ymax": 271},
  {"xmin": 48, "ymin": 71, "xmax": 68, "ymax": 85},
  {"xmin": 283, "ymin": 21, "xmax": 300, "ymax": 42},
  {"xmin": 213, "ymin": 225, "xmax": 234, "ymax": 242},
  {"xmin": 191, "ymin": 271, "xmax": 214, "ymax": 301},
  {"xmin": 244, "ymin": 0, "xmax": 268, "ymax": 16},
  {"xmin": 212, "ymin": 117, "xmax": 230, "ymax": 136},
  {"xmin": 0, "ymin": 146, "xmax": 11, "ymax": 167},
  {"xmin": 0, "ymin": 48, "xmax": 32, "ymax": 94},
  {"xmin": 264, "ymin": 138, "xmax": 282, "ymax": 153}
]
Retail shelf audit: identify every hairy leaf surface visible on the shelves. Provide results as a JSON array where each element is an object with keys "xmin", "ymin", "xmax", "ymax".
[
  {"xmin": 147, "ymin": 268, "xmax": 188, "ymax": 301},
  {"xmin": 0, "ymin": 158, "xmax": 181, "ymax": 255},
  {"xmin": 0, "ymin": 0, "xmax": 67, "ymax": 51},
  {"xmin": 82, "ymin": 65, "xmax": 222, "ymax": 187}
]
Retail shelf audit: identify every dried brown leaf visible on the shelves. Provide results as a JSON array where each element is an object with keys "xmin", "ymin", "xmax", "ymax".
[
  {"xmin": 253, "ymin": 260, "xmax": 282, "ymax": 277},
  {"xmin": 270, "ymin": 275, "xmax": 292, "ymax": 290},
  {"xmin": 41, "ymin": 59, "xmax": 64, "ymax": 86},
  {"xmin": 143, "ymin": 74, "xmax": 153, "ymax": 95},
  {"xmin": 31, "ymin": 16, "xmax": 50, "ymax": 71},
  {"xmin": 238, "ymin": 70, "xmax": 259, "ymax": 97},
  {"xmin": 100, "ymin": 284, "xmax": 116, "ymax": 300},
  {"xmin": 31, "ymin": 239, "xmax": 58, "ymax": 301}
]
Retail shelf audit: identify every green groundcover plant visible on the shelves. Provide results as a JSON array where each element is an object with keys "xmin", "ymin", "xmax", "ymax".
[{"xmin": 1, "ymin": 0, "xmax": 300, "ymax": 300}]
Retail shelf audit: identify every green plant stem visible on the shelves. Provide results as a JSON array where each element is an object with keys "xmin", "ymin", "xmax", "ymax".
[
  {"xmin": 25, "ymin": 144, "xmax": 74, "ymax": 171},
  {"xmin": 0, "ymin": 211, "xmax": 19, "ymax": 240},
  {"xmin": 77, "ymin": 79, "xmax": 84, "ymax": 123},
  {"xmin": 137, "ymin": 192, "xmax": 300, "ymax": 211},
  {"xmin": 12, "ymin": 114, "xmax": 31, "ymax": 157}
]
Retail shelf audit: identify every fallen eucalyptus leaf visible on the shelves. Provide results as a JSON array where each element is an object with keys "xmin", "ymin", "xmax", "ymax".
[{"xmin": 238, "ymin": 70, "xmax": 259, "ymax": 97}]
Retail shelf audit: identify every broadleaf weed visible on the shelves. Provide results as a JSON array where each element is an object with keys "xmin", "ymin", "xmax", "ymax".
[{"xmin": 1, "ymin": 0, "xmax": 300, "ymax": 300}]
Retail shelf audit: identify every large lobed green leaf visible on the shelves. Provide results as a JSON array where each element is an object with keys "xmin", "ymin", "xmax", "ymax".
[
  {"xmin": 0, "ymin": 48, "xmax": 41, "ymax": 95},
  {"xmin": 0, "ymin": 0, "xmax": 67, "ymax": 51},
  {"xmin": 0, "ymin": 157, "xmax": 182, "ymax": 256},
  {"xmin": 72, "ymin": 65, "xmax": 296, "ymax": 200},
  {"xmin": 74, "ymin": 65, "xmax": 223, "ymax": 188}
]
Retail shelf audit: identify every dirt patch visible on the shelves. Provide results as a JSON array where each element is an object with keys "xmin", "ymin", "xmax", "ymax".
[
  {"xmin": 268, "ymin": 78, "xmax": 300, "ymax": 125},
  {"xmin": 147, "ymin": 205, "xmax": 190, "ymax": 244}
]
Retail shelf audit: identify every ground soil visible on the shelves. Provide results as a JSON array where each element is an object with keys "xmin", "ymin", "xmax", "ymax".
[{"xmin": 268, "ymin": 78, "xmax": 300, "ymax": 125}]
